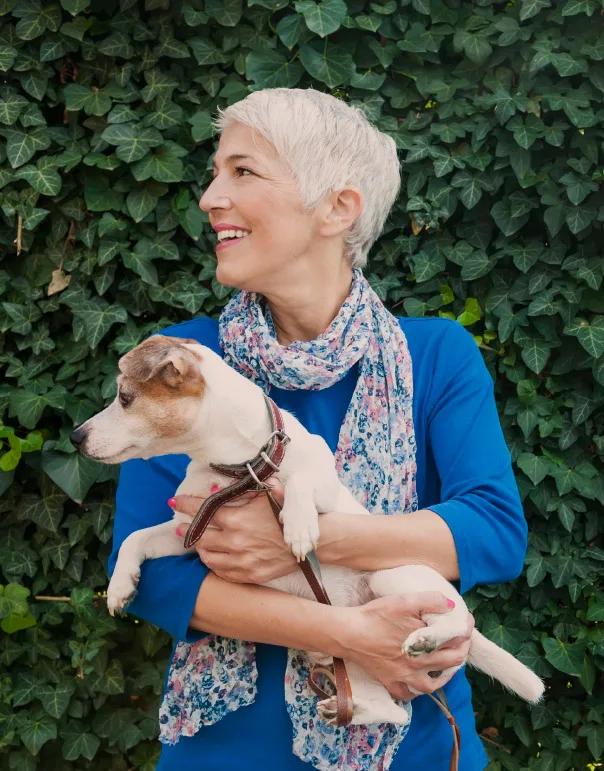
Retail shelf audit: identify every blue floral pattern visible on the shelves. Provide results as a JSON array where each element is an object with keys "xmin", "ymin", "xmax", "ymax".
[{"xmin": 158, "ymin": 269, "xmax": 417, "ymax": 770}]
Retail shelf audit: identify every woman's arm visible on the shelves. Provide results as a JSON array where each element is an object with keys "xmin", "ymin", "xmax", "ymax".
[
  {"xmin": 111, "ymin": 465, "xmax": 470, "ymax": 699},
  {"xmin": 171, "ymin": 493, "xmax": 458, "ymax": 583},
  {"xmin": 315, "ymin": 509, "xmax": 459, "ymax": 579},
  {"xmin": 319, "ymin": 322, "xmax": 527, "ymax": 593},
  {"xmin": 191, "ymin": 572, "xmax": 471, "ymax": 700}
]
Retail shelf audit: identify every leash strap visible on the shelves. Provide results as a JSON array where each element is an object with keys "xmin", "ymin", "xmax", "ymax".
[
  {"xmin": 265, "ymin": 489, "xmax": 354, "ymax": 725},
  {"xmin": 426, "ymin": 689, "xmax": 461, "ymax": 771},
  {"xmin": 182, "ymin": 395, "xmax": 354, "ymax": 726}
]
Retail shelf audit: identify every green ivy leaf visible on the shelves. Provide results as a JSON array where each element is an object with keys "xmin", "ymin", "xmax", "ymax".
[
  {"xmin": 71, "ymin": 297, "xmax": 128, "ymax": 348},
  {"xmin": 40, "ymin": 451, "xmax": 103, "ymax": 504},
  {"xmin": 64, "ymin": 83, "xmax": 112, "ymax": 116},
  {"xmin": 575, "ymin": 318, "xmax": 604, "ymax": 358},
  {"xmin": 8, "ymin": 388, "xmax": 66, "ymax": 429},
  {"xmin": 61, "ymin": 726, "xmax": 101, "ymax": 761},
  {"xmin": 38, "ymin": 683, "xmax": 75, "ymax": 719},
  {"xmin": 12, "ymin": 672, "xmax": 40, "ymax": 706},
  {"xmin": 542, "ymin": 637, "xmax": 585, "ymax": 676},
  {"xmin": 126, "ymin": 188, "xmax": 158, "ymax": 223},
  {"xmin": 101, "ymin": 123, "xmax": 163, "ymax": 163},
  {"xmin": 295, "ymin": 0, "xmax": 348, "ymax": 37},
  {"xmin": 517, "ymin": 452, "xmax": 550, "ymax": 485},
  {"xmin": 131, "ymin": 142, "xmax": 187, "ymax": 183},
  {"xmin": 520, "ymin": 0, "xmax": 552, "ymax": 20},
  {"xmin": 15, "ymin": 160, "xmax": 62, "ymax": 196},
  {"xmin": 246, "ymin": 49, "xmax": 304, "ymax": 89},
  {"xmin": 0, "ymin": 91, "xmax": 28, "ymax": 125},
  {"xmin": 19, "ymin": 710, "xmax": 57, "ymax": 755},
  {"xmin": 60, "ymin": 0, "xmax": 91, "ymax": 14},
  {"xmin": 520, "ymin": 338, "xmax": 552, "ymax": 373},
  {"xmin": 298, "ymin": 41, "xmax": 355, "ymax": 87},
  {"xmin": 4, "ymin": 127, "xmax": 51, "ymax": 168},
  {"xmin": 0, "ymin": 44, "xmax": 17, "ymax": 71}
]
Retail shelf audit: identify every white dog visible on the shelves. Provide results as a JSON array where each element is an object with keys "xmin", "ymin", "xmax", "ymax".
[{"xmin": 71, "ymin": 335, "xmax": 544, "ymax": 725}]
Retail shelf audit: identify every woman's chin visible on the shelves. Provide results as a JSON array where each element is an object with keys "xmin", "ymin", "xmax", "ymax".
[{"xmin": 215, "ymin": 263, "xmax": 249, "ymax": 291}]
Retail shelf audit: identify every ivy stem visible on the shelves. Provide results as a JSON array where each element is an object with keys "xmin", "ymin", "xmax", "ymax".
[
  {"xmin": 34, "ymin": 595, "xmax": 72, "ymax": 602},
  {"xmin": 14, "ymin": 214, "xmax": 23, "ymax": 256},
  {"xmin": 479, "ymin": 732, "xmax": 511, "ymax": 753}
]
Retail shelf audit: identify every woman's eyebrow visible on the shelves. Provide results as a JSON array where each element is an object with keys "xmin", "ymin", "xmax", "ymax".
[{"xmin": 211, "ymin": 154, "xmax": 257, "ymax": 172}]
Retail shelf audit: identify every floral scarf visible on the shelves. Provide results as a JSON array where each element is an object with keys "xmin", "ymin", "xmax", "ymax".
[{"xmin": 158, "ymin": 268, "xmax": 418, "ymax": 770}]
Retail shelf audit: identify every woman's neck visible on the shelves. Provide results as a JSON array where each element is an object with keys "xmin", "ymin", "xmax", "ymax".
[{"xmin": 263, "ymin": 264, "xmax": 354, "ymax": 345}]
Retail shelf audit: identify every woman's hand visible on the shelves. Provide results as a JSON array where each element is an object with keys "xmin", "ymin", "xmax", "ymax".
[
  {"xmin": 171, "ymin": 482, "xmax": 299, "ymax": 584},
  {"xmin": 336, "ymin": 593, "xmax": 475, "ymax": 701}
]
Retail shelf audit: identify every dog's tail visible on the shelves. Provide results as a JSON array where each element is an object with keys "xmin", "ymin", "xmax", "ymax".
[{"xmin": 467, "ymin": 630, "xmax": 545, "ymax": 703}]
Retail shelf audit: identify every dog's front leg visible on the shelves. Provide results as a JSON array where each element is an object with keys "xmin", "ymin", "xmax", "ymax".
[
  {"xmin": 107, "ymin": 520, "xmax": 190, "ymax": 616},
  {"xmin": 278, "ymin": 473, "xmax": 321, "ymax": 562}
]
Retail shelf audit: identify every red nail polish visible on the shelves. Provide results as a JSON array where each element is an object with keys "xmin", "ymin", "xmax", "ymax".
[
  {"xmin": 447, "ymin": 599, "xmax": 456, "ymax": 608},
  {"xmin": 167, "ymin": 497, "xmax": 176, "ymax": 508},
  {"xmin": 210, "ymin": 483, "xmax": 221, "ymax": 493}
]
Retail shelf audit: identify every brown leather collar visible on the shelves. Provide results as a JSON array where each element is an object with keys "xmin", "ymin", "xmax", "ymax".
[{"xmin": 183, "ymin": 394, "xmax": 289, "ymax": 549}]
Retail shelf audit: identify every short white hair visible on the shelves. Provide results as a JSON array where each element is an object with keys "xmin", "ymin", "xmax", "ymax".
[{"xmin": 212, "ymin": 87, "xmax": 401, "ymax": 269}]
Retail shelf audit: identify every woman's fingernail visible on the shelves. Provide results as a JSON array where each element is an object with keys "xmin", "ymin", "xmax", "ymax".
[
  {"xmin": 167, "ymin": 497, "xmax": 176, "ymax": 508},
  {"xmin": 447, "ymin": 599, "xmax": 456, "ymax": 608},
  {"xmin": 210, "ymin": 483, "xmax": 221, "ymax": 493},
  {"xmin": 175, "ymin": 526, "xmax": 184, "ymax": 537}
]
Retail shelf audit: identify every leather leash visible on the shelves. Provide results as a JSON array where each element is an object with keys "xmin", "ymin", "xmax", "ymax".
[
  {"xmin": 427, "ymin": 689, "xmax": 461, "ymax": 771},
  {"xmin": 183, "ymin": 394, "xmax": 353, "ymax": 726},
  {"xmin": 183, "ymin": 395, "xmax": 460, "ymax": 765}
]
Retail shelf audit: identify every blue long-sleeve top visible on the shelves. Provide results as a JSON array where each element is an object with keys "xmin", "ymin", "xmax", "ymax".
[{"xmin": 109, "ymin": 315, "xmax": 527, "ymax": 771}]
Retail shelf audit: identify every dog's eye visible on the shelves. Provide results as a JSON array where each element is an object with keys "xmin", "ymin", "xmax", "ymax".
[{"xmin": 119, "ymin": 391, "xmax": 134, "ymax": 408}]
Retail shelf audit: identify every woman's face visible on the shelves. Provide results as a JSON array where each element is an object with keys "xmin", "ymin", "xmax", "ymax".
[{"xmin": 199, "ymin": 121, "xmax": 326, "ymax": 294}]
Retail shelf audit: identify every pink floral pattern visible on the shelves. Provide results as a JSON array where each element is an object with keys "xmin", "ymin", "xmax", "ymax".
[{"xmin": 159, "ymin": 268, "xmax": 417, "ymax": 770}]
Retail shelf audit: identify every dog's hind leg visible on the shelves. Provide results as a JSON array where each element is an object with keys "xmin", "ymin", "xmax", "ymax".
[
  {"xmin": 368, "ymin": 565, "xmax": 471, "ymax": 657},
  {"xmin": 317, "ymin": 660, "xmax": 411, "ymax": 726},
  {"xmin": 107, "ymin": 521, "xmax": 190, "ymax": 616}
]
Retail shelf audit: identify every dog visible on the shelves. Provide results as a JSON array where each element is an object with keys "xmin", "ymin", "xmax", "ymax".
[{"xmin": 71, "ymin": 334, "xmax": 545, "ymax": 726}]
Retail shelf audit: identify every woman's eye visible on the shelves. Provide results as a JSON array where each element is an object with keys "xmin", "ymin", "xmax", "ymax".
[{"xmin": 235, "ymin": 167, "xmax": 252, "ymax": 177}]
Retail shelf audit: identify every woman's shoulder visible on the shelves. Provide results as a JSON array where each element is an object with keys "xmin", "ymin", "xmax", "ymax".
[
  {"xmin": 396, "ymin": 316, "xmax": 479, "ymax": 368},
  {"xmin": 158, "ymin": 315, "xmax": 221, "ymax": 353}
]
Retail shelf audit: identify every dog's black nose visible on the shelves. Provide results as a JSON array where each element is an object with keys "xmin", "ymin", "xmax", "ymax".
[{"xmin": 70, "ymin": 427, "xmax": 87, "ymax": 449}]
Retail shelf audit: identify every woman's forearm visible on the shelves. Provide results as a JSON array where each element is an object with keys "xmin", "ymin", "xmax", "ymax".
[
  {"xmin": 316, "ymin": 509, "xmax": 460, "ymax": 581},
  {"xmin": 191, "ymin": 572, "xmax": 348, "ymax": 654}
]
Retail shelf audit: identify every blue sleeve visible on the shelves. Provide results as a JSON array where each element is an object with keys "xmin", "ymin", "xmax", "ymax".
[
  {"xmin": 108, "ymin": 456, "xmax": 208, "ymax": 642},
  {"xmin": 425, "ymin": 322, "xmax": 528, "ymax": 595}
]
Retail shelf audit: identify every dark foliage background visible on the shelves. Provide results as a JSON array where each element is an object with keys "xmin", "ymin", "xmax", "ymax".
[{"xmin": 0, "ymin": 0, "xmax": 602, "ymax": 768}]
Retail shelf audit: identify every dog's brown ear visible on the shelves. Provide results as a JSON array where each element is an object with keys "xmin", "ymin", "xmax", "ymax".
[
  {"xmin": 153, "ymin": 351, "xmax": 193, "ymax": 388},
  {"xmin": 119, "ymin": 337, "xmax": 203, "ymax": 393}
]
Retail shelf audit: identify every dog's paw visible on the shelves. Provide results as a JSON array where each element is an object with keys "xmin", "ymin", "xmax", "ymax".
[
  {"xmin": 317, "ymin": 695, "xmax": 411, "ymax": 726},
  {"xmin": 106, "ymin": 566, "xmax": 141, "ymax": 616},
  {"xmin": 317, "ymin": 696, "xmax": 339, "ymax": 725},
  {"xmin": 403, "ymin": 630, "xmax": 437, "ymax": 656},
  {"xmin": 282, "ymin": 521, "xmax": 320, "ymax": 562},
  {"xmin": 281, "ymin": 507, "xmax": 320, "ymax": 562}
]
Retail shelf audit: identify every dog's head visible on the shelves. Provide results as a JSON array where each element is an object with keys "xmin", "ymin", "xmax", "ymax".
[{"xmin": 71, "ymin": 335, "xmax": 207, "ymax": 463}]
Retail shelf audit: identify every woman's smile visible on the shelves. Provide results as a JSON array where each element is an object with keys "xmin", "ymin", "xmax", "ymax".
[{"xmin": 216, "ymin": 234, "xmax": 250, "ymax": 252}]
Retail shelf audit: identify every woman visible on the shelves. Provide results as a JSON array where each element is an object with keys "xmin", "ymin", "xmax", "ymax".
[{"xmin": 110, "ymin": 87, "xmax": 528, "ymax": 770}]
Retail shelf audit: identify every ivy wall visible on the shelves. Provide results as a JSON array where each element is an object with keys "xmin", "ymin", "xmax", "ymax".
[{"xmin": 0, "ymin": 0, "xmax": 602, "ymax": 768}]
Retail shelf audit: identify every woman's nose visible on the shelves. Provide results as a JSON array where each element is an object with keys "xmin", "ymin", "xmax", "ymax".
[{"xmin": 199, "ymin": 177, "xmax": 230, "ymax": 213}]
